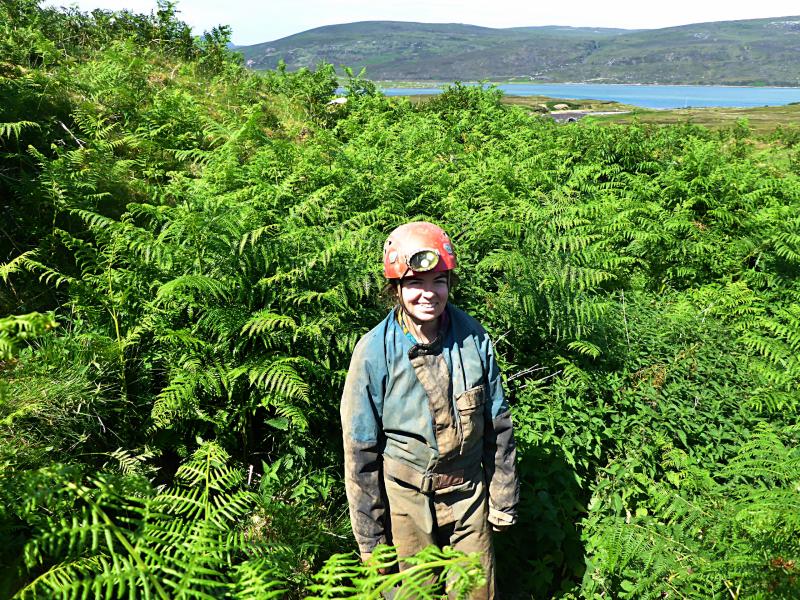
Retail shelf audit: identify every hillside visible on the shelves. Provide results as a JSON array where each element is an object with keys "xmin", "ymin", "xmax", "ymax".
[{"xmin": 239, "ymin": 17, "xmax": 800, "ymax": 85}]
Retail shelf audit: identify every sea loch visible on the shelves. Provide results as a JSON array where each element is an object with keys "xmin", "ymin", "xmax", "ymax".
[{"xmin": 379, "ymin": 83, "xmax": 800, "ymax": 109}]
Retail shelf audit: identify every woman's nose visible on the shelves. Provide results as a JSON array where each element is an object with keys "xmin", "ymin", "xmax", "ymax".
[{"xmin": 421, "ymin": 287, "xmax": 437, "ymax": 298}]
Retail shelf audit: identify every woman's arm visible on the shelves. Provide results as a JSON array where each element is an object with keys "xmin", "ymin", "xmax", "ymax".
[
  {"xmin": 341, "ymin": 335, "xmax": 387, "ymax": 556},
  {"xmin": 480, "ymin": 334, "xmax": 520, "ymax": 529}
]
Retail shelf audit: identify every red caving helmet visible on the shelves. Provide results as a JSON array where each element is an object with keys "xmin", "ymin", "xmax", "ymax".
[{"xmin": 383, "ymin": 222, "xmax": 457, "ymax": 279}]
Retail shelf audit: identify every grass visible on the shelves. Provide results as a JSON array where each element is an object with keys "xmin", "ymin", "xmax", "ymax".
[
  {"xmin": 398, "ymin": 92, "xmax": 800, "ymax": 135},
  {"xmin": 583, "ymin": 103, "xmax": 800, "ymax": 135},
  {"xmin": 401, "ymin": 93, "xmax": 635, "ymax": 113},
  {"xmin": 501, "ymin": 95, "xmax": 637, "ymax": 113}
]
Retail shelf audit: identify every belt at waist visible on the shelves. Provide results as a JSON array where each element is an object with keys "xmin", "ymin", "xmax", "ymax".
[{"xmin": 383, "ymin": 455, "xmax": 480, "ymax": 494}]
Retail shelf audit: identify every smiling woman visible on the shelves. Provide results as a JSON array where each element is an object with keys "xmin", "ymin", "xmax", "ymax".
[
  {"xmin": 398, "ymin": 270, "xmax": 450, "ymax": 342},
  {"xmin": 384, "ymin": 222, "xmax": 455, "ymax": 342},
  {"xmin": 340, "ymin": 221, "xmax": 520, "ymax": 598}
]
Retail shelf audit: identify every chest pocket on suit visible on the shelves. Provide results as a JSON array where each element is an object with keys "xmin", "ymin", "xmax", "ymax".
[{"xmin": 456, "ymin": 385, "xmax": 485, "ymax": 450}]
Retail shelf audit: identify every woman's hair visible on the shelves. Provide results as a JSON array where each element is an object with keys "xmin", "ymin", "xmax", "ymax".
[
  {"xmin": 379, "ymin": 272, "xmax": 460, "ymax": 308},
  {"xmin": 379, "ymin": 279, "xmax": 400, "ymax": 308}
]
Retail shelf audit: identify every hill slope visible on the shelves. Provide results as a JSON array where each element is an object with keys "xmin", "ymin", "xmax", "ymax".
[{"xmin": 239, "ymin": 17, "xmax": 800, "ymax": 85}]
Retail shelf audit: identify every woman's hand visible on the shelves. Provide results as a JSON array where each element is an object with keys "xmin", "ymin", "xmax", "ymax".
[{"xmin": 361, "ymin": 551, "xmax": 391, "ymax": 575}]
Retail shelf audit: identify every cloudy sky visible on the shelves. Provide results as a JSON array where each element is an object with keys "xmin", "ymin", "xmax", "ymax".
[{"xmin": 42, "ymin": 0, "xmax": 800, "ymax": 45}]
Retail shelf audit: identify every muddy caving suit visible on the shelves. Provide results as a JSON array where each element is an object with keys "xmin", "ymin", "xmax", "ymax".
[{"xmin": 341, "ymin": 304, "xmax": 519, "ymax": 598}]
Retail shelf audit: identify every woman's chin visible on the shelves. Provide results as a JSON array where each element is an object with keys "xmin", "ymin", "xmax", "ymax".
[{"xmin": 408, "ymin": 307, "xmax": 443, "ymax": 322}]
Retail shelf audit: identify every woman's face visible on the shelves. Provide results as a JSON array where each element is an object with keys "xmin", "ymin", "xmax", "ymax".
[{"xmin": 399, "ymin": 271, "xmax": 449, "ymax": 324}]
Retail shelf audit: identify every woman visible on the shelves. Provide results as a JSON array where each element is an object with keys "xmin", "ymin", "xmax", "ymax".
[{"xmin": 340, "ymin": 222, "xmax": 519, "ymax": 598}]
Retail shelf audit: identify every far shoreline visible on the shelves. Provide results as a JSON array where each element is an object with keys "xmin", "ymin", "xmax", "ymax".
[
  {"xmin": 369, "ymin": 80, "xmax": 800, "ymax": 90},
  {"xmin": 363, "ymin": 81, "xmax": 800, "ymax": 110}
]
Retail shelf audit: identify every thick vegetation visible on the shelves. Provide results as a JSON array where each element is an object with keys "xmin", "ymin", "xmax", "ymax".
[{"xmin": 2, "ymin": 2, "xmax": 799, "ymax": 599}]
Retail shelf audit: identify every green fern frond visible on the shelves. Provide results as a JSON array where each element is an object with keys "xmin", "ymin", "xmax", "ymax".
[
  {"xmin": 171, "ymin": 147, "xmax": 213, "ymax": 164},
  {"xmin": 260, "ymin": 394, "xmax": 309, "ymax": 430},
  {"xmin": 307, "ymin": 545, "xmax": 484, "ymax": 600},
  {"xmin": 244, "ymin": 357, "xmax": 310, "ymax": 401},
  {"xmin": 241, "ymin": 311, "xmax": 297, "ymax": 338},
  {"xmin": 53, "ymin": 228, "xmax": 101, "ymax": 275},
  {"xmin": 14, "ymin": 444, "xmax": 264, "ymax": 600},
  {"xmin": 9, "ymin": 256, "xmax": 74, "ymax": 288},
  {"xmin": 0, "ymin": 250, "xmax": 38, "ymax": 283},
  {"xmin": 152, "ymin": 370, "xmax": 205, "ymax": 427},
  {"xmin": 154, "ymin": 328, "xmax": 211, "ymax": 352},
  {"xmin": 0, "ymin": 120, "xmax": 39, "ymax": 140},
  {"xmin": 238, "ymin": 224, "xmax": 280, "ymax": 253},
  {"xmin": 104, "ymin": 447, "xmax": 158, "ymax": 476},
  {"xmin": 156, "ymin": 274, "xmax": 230, "ymax": 305},
  {"xmin": 567, "ymin": 340, "xmax": 601, "ymax": 359},
  {"xmin": 229, "ymin": 560, "xmax": 287, "ymax": 599}
]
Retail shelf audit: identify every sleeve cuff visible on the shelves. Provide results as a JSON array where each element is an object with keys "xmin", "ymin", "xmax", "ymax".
[
  {"xmin": 488, "ymin": 506, "xmax": 516, "ymax": 527},
  {"xmin": 358, "ymin": 536, "xmax": 386, "ymax": 557}
]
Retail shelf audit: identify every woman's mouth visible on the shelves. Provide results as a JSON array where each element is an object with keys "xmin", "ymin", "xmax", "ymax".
[{"xmin": 416, "ymin": 302, "xmax": 438, "ymax": 312}]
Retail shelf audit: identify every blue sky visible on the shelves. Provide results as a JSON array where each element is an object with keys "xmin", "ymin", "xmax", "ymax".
[{"xmin": 42, "ymin": 0, "xmax": 800, "ymax": 45}]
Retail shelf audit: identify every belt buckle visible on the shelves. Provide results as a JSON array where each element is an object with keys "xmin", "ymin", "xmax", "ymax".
[{"xmin": 420, "ymin": 472, "xmax": 435, "ymax": 494}]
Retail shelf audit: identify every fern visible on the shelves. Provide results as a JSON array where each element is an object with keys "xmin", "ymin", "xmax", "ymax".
[
  {"xmin": 0, "ymin": 120, "xmax": 39, "ymax": 140},
  {"xmin": 9, "ymin": 447, "xmax": 483, "ymax": 600},
  {"xmin": 13, "ymin": 444, "xmax": 265, "ymax": 599},
  {"xmin": 241, "ymin": 310, "xmax": 297, "ymax": 338},
  {"xmin": 307, "ymin": 545, "xmax": 484, "ymax": 600},
  {"xmin": 585, "ymin": 425, "xmax": 800, "ymax": 599},
  {"xmin": 155, "ymin": 274, "xmax": 231, "ymax": 304},
  {"xmin": 0, "ymin": 251, "xmax": 38, "ymax": 283},
  {"xmin": 0, "ymin": 312, "xmax": 58, "ymax": 358}
]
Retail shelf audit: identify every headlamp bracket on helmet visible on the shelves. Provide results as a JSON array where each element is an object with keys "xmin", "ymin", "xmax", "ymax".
[{"xmin": 406, "ymin": 248, "xmax": 440, "ymax": 272}]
